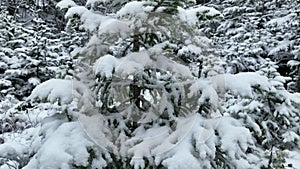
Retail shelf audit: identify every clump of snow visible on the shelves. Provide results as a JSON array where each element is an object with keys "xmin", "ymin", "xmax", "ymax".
[
  {"xmin": 0, "ymin": 144, "xmax": 18, "ymax": 158},
  {"xmin": 178, "ymin": 6, "xmax": 222, "ymax": 25},
  {"xmin": 99, "ymin": 19, "xmax": 131, "ymax": 38},
  {"xmin": 288, "ymin": 93, "xmax": 300, "ymax": 104},
  {"xmin": 28, "ymin": 79, "xmax": 74, "ymax": 104},
  {"xmin": 287, "ymin": 60, "xmax": 300, "ymax": 67},
  {"xmin": 188, "ymin": 79, "xmax": 219, "ymax": 109},
  {"xmin": 93, "ymin": 54, "xmax": 121, "ymax": 78},
  {"xmin": 0, "ymin": 126, "xmax": 41, "ymax": 169},
  {"xmin": 27, "ymin": 79, "xmax": 96, "ymax": 117},
  {"xmin": 24, "ymin": 121, "xmax": 107, "ymax": 169},
  {"xmin": 217, "ymin": 116, "xmax": 254, "ymax": 159},
  {"xmin": 0, "ymin": 79, "xmax": 11, "ymax": 87},
  {"xmin": 190, "ymin": 6, "xmax": 221, "ymax": 17},
  {"xmin": 178, "ymin": 45, "xmax": 203, "ymax": 55},
  {"xmin": 161, "ymin": 143, "xmax": 201, "ymax": 169},
  {"xmin": 128, "ymin": 115, "xmax": 199, "ymax": 168},
  {"xmin": 65, "ymin": 6, "xmax": 88, "ymax": 19},
  {"xmin": 282, "ymin": 131, "xmax": 300, "ymax": 143},
  {"xmin": 212, "ymin": 72, "xmax": 272, "ymax": 97},
  {"xmin": 115, "ymin": 51, "xmax": 151, "ymax": 76},
  {"xmin": 56, "ymin": 0, "xmax": 77, "ymax": 9},
  {"xmin": 0, "ymin": 61, "xmax": 8, "ymax": 70},
  {"xmin": 78, "ymin": 113, "xmax": 118, "ymax": 154},
  {"xmin": 127, "ymin": 125, "xmax": 170, "ymax": 158},
  {"xmin": 117, "ymin": 1, "xmax": 145, "ymax": 17},
  {"xmin": 65, "ymin": 6, "xmax": 107, "ymax": 31},
  {"xmin": 28, "ymin": 77, "xmax": 40, "ymax": 86}
]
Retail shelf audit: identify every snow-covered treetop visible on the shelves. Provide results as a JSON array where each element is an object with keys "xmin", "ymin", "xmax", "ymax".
[{"xmin": 58, "ymin": 0, "xmax": 221, "ymax": 32}]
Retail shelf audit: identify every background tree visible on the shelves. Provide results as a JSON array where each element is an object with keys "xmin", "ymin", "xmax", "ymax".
[{"xmin": 200, "ymin": 0, "xmax": 300, "ymax": 92}]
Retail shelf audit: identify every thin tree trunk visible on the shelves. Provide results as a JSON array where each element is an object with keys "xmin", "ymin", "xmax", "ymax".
[{"xmin": 132, "ymin": 28, "xmax": 140, "ymax": 52}]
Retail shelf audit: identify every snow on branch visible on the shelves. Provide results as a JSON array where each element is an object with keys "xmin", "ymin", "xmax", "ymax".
[
  {"xmin": 178, "ymin": 5, "xmax": 222, "ymax": 25},
  {"xmin": 117, "ymin": 1, "xmax": 146, "ymax": 17},
  {"xmin": 65, "ymin": 6, "xmax": 108, "ymax": 31},
  {"xmin": 93, "ymin": 50, "xmax": 193, "ymax": 79},
  {"xmin": 56, "ymin": 0, "xmax": 77, "ymax": 10},
  {"xmin": 27, "ymin": 79, "xmax": 92, "ymax": 105},
  {"xmin": 28, "ymin": 79, "xmax": 74, "ymax": 104},
  {"xmin": 211, "ymin": 72, "xmax": 273, "ymax": 97},
  {"xmin": 23, "ymin": 122, "xmax": 108, "ymax": 169}
]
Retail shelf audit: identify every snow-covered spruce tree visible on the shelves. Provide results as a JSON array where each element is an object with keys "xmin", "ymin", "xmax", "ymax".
[{"xmin": 58, "ymin": 0, "xmax": 235, "ymax": 168}]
